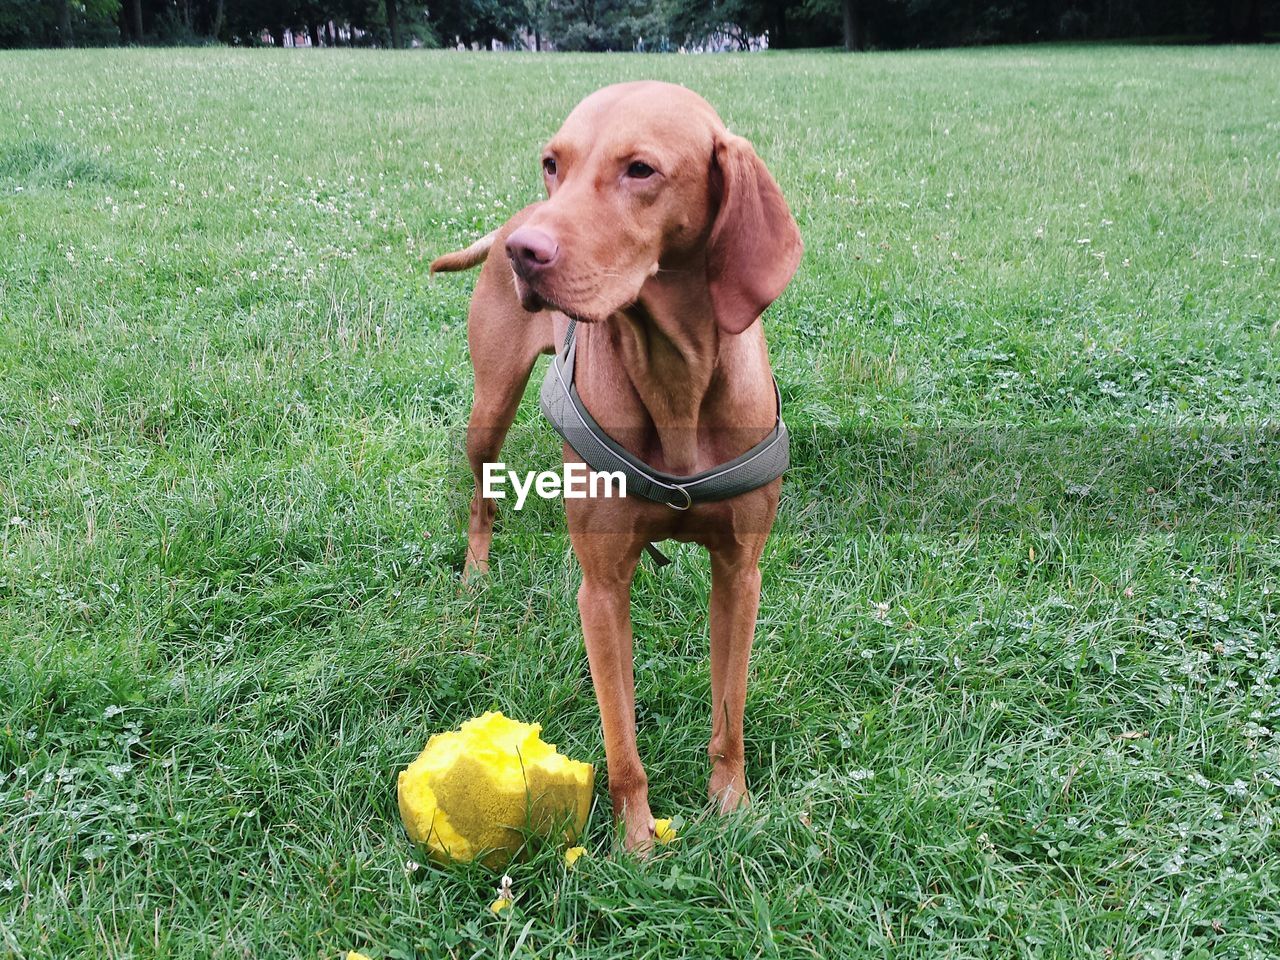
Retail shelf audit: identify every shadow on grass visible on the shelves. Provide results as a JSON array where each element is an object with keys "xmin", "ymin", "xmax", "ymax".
[
  {"xmin": 789, "ymin": 422, "xmax": 1280, "ymax": 537},
  {"xmin": 441, "ymin": 422, "xmax": 1280, "ymax": 538}
]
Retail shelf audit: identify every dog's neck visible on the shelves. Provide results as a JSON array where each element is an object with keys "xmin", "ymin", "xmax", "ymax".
[
  {"xmin": 614, "ymin": 294, "xmax": 716, "ymax": 476},
  {"xmin": 574, "ymin": 271, "xmax": 772, "ymax": 476}
]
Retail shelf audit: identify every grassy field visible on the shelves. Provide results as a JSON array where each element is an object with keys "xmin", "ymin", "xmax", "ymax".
[{"xmin": 2, "ymin": 44, "xmax": 1279, "ymax": 959}]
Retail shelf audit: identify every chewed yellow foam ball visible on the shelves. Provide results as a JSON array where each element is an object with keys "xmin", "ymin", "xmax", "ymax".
[{"xmin": 397, "ymin": 711, "xmax": 594, "ymax": 868}]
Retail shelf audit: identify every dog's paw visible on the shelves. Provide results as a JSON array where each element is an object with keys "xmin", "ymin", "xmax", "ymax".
[
  {"xmin": 611, "ymin": 790, "xmax": 655, "ymax": 858},
  {"xmin": 460, "ymin": 557, "xmax": 490, "ymax": 585},
  {"xmin": 708, "ymin": 765, "xmax": 750, "ymax": 814},
  {"xmin": 622, "ymin": 817, "xmax": 656, "ymax": 858}
]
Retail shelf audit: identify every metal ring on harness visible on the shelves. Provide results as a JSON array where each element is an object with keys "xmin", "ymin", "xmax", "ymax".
[{"xmin": 665, "ymin": 485, "xmax": 693, "ymax": 511}]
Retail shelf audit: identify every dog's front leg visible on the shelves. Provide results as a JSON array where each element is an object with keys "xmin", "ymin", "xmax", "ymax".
[
  {"xmin": 707, "ymin": 534, "xmax": 769, "ymax": 813},
  {"xmin": 574, "ymin": 535, "xmax": 654, "ymax": 853}
]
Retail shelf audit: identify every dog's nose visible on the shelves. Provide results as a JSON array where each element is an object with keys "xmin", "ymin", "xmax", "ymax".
[{"xmin": 506, "ymin": 227, "xmax": 559, "ymax": 277}]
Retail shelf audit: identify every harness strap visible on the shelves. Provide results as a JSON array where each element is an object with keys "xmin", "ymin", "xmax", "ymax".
[
  {"xmin": 644, "ymin": 541, "xmax": 673, "ymax": 567},
  {"xmin": 539, "ymin": 319, "xmax": 790, "ymax": 513}
]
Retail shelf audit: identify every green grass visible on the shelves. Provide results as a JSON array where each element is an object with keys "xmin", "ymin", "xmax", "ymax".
[{"xmin": 1, "ymin": 44, "xmax": 1279, "ymax": 959}]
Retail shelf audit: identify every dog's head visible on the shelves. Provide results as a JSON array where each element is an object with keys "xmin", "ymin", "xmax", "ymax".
[{"xmin": 506, "ymin": 82, "xmax": 802, "ymax": 334}]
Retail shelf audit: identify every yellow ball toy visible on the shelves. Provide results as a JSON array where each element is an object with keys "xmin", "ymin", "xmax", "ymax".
[{"xmin": 397, "ymin": 711, "xmax": 594, "ymax": 868}]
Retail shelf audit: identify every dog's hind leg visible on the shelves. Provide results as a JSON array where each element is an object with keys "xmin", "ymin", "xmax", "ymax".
[
  {"xmin": 464, "ymin": 357, "xmax": 534, "ymax": 578},
  {"xmin": 462, "ymin": 296, "xmax": 551, "ymax": 579}
]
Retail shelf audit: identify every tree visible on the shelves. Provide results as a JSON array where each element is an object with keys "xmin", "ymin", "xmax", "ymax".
[
  {"xmin": 1220, "ymin": 0, "xmax": 1264, "ymax": 42},
  {"xmin": 0, "ymin": 0, "xmax": 121, "ymax": 46},
  {"xmin": 428, "ymin": 0, "xmax": 514, "ymax": 47},
  {"xmin": 385, "ymin": 0, "xmax": 401, "ymax": 45},
  {"xmin": 668, "ymin": 0, "xmax": 765, "ymax": 49},
  {"xmin": 514, "ymin": 0, "xmax": 551, "ymax": 48},
  {"xmin": 57, "ymin": 0, "xmax": 72, "ymax": 45},
  {"xmin": 546, "ymin": 0, "xmax": 666, "ymax": 50}
]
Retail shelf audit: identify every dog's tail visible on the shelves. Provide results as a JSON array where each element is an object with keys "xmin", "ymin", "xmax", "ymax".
[{"xmin": 430, "ymin": 230, "xmax": 498, "ymax": 273}]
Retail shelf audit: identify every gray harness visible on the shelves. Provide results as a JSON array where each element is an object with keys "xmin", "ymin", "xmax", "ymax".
[{"xmin": 539, "ymin": 319, "xmax": 790, "ymax": 515}]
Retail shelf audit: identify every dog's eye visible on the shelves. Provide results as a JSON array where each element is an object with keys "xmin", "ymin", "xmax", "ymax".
[
  {"xmin": 626, "ymin": 161, "xmax": 655, "ymax": 180},
  {"xmin": 542, "ymin": 157, "xmax": 557, "ymax": 177}
]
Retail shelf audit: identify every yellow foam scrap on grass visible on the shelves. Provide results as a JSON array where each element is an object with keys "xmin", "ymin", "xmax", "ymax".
[{"xmin": 397, "ymin": 711, "xmax": 594, "ymax": 868}]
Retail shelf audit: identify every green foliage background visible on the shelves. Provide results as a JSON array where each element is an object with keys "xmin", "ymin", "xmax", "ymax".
[{"xmin": 0, "ymin": 0, "xmax": 1272, "ymax": 49}]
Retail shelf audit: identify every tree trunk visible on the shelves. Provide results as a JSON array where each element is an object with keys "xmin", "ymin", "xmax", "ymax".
[
  {"xmin": 327, "ymin": 20, "xmax": 337, "ymax": 46},
  {"xmin": 212, "ymin": 0, "xmax": 225, "ymax": 39},
  {"xmin": 842, "ymin": 0, "xmax": 857, "ymax": 50},
  {"xmin": 385, "ymin": 0, "xmax": 402, "ymax": 47},
  {"xmin": 1215, "ymin": 0, "xmax": 1260, "ymax": 41},
  {"xmin": 57, "ymin": 0, "xmax": 73, "ymax": 46},
  {"xmin": 1230, "ymin": 0, "xmax": 1264, "ymax": 42},
  {"xmin": 309, "ymin": 22, "xmax": 321, "ymax": 46},
  {"xmin": 128, "ymin": 0, "xmax": 143, "ymax": 42},
  {"xmin": 271, "ymin": 24, "xmax": 285, "ymax": 46},
  {"xmin": 768, "ymin": 0, "xmax": 789, "ymax": 48}
]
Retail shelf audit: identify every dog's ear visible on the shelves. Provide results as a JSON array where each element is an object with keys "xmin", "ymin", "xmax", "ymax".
[{"xmin": 706, "ymin": 133, "xmax": 803, "ymax": 335}]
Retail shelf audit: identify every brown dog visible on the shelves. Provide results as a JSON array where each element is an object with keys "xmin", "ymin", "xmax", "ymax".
[{"xmin": 431, "ymin": 81, "xmax": 802, "ymax": 852}]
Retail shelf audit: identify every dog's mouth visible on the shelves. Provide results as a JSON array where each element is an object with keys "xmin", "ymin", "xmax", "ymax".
[
  {"xmin": 512, "ymin": 272, "xmax": 548, "ymax": 313},
  {"xmin": 512, "ymin": 271, "xmax": 610, "ymax": 324}
]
